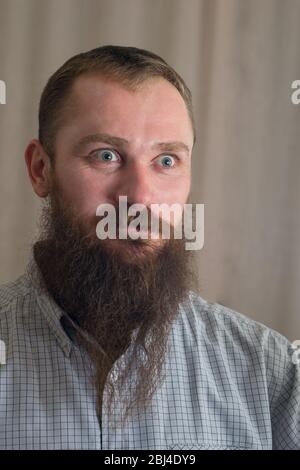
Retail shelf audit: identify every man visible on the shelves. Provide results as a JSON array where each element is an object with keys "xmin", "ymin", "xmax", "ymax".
[{"xmin": 0, "ymin": 45, "xmax": 299, "ymax": 450}]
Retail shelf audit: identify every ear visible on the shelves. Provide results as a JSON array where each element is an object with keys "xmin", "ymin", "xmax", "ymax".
[{"xmin": 24, "ymin": 139, "xmax": 52, "ymax": 197}]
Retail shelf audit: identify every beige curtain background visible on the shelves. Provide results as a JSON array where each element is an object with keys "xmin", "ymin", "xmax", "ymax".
[{"xmin": 0, "ymin": 0, "xmax": 299, "ymax": 340}]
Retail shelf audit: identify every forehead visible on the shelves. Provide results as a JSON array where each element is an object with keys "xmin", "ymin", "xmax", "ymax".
[
  {"xmin": 71, "ymin": 74, "xmax": 186, "ymax": 112},
  {"xmin": 65, "ymin": 74, "xmax": 193, "ymax": 146}
]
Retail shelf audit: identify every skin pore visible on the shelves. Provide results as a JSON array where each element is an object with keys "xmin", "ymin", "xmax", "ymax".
[{"xmin": 24, "ymin": 74, "xmax": 198, "ymax": 426}]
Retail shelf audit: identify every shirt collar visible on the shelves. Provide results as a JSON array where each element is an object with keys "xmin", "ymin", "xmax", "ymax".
[{"xmin": 25, "ymin": 247, "xmax": 73, "ymax": 358}]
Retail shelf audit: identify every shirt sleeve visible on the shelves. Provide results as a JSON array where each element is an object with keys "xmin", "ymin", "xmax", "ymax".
[{"xmin": 265, "ymin": 328, "xmax": 300, "ymax": 449}]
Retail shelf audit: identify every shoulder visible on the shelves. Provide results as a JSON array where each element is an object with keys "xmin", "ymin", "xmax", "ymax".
[
  {"xmin": 184, "ymin": 290, "xmax": 291, "ymax": 339},
  {"xmin": 0, "ymin": 274, "xmax": 33, "ymax": 321},
  {"xmin": 178, "ymin": 290, "xmax": 293, "ymax": 363}
]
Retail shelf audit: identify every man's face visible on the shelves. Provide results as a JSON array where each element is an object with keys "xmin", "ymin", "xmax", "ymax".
[
  {"xmin": 51, "ymin": 74, "xmax": 193, "ymax": 256},
  {"xmin": 32, "ymin": 74, "xmax": 196, "ymax": 425}
]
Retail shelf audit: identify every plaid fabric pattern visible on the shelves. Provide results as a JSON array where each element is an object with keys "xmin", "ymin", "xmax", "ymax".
[{"xmin": 0, "ymin": 250, "xmax": 299, "ymax": 449}]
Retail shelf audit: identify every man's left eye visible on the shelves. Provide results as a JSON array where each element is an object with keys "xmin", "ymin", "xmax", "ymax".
[{"xmin": 158, "ymin": 155, "xmax": 176, "ymax": 168}]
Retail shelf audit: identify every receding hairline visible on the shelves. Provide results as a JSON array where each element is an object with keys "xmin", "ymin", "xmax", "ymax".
[
  {"xmin": 60, "ymin": 70, "xmax": 188, "ymax": 111},
  {"xmin": 50, "ymin": 71, "xmax": 195, "ymax": 151}
]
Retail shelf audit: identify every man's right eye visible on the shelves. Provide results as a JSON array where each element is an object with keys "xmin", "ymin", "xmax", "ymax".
[{"xmin": 90, "ymin": 149, "xmax": 119, "ymax": 162}]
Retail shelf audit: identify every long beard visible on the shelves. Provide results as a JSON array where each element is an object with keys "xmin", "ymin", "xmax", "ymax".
[{"xmin": 33, "ymin": 179, "xmax": 198, "ymax": 427}]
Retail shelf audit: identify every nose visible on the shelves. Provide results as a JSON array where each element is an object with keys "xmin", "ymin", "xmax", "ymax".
[{"xmin": 111, "ymin": 161, "xmax": 154, "ymax": 207}]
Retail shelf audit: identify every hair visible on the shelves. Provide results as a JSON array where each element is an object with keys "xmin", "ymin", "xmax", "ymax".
[{"xmin": 38, "ymin": 45, "xmax": 196, "ymax": 161}]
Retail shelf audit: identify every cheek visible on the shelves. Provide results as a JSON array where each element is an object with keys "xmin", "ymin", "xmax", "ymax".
[
  {"xmin": 159, "ymin": 175, "xmax": 190, "ymax": 204},
  {"xmin": 151, "ymin": 176, "xmax": 191, "ymax": 226},
  {"xmin": 54, "ymin": 167, "xmax": 107, "ymax": 218}
]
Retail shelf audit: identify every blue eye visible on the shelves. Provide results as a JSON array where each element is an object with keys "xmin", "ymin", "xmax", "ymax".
[
  {"xmin": 158, "ymin": 155, "xmax": 176, "ymax": 168},
  {"xmin": 93, "ymin": 149, "xmax": 119, "ymax": 162}
]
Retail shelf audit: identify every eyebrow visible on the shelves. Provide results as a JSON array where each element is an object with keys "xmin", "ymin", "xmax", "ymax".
[{"xmin": 72, "ymin": 133, "xmax": 190, "ymax": 155}]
